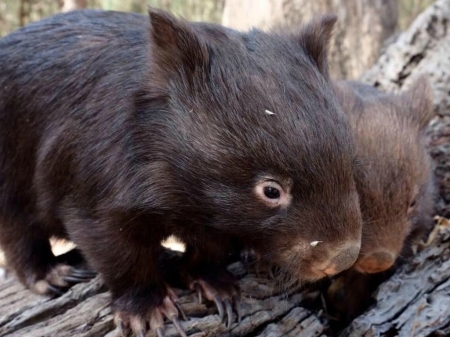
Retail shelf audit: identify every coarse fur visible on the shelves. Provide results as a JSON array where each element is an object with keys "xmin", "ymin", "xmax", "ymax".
[
  {"xmin": 0, "ymin": 9, "xmax": 362, "ymax": 331},
  {"xmin": 327, "ymin": 78, "xmax": 436, "ymax": 324}
]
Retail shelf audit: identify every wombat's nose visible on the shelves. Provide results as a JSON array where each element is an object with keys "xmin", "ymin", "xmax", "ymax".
[
  {"xmin": 322, "ymin": 245, "xmax": 360, "ymax": 276},
  {"xmin": 355, "ymin": 251, "xmax": 395, "ymax": 274}
]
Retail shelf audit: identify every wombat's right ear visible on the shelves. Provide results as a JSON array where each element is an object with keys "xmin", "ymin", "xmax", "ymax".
[
  {"xmin": 297, "ymin": 14, "xmax": 337, "ymax": 79},
  {"xmin": 401, "ymin": 76, "xmax": 435, "ymax": 131},
  {"xmin": 147, "ymin": 9, "xmax": 209, "ymax": 86}
]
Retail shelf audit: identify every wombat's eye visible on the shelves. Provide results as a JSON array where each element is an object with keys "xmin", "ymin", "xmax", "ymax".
[
  {"xmin": 407, "ymin": 197, "xmax": 417, "ymax": 215},
  {"xmin": 264, "ymin": 186, "xmax": 280, "ymax": 199},
  {"xmin": 255, "ymin": 180, "xmax": 291, "ymax": 207}
]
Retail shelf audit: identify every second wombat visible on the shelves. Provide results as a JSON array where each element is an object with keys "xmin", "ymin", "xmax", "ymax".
[{"xmin": 327, "ymin": 78, "xmax": 436, "ymax": 323}]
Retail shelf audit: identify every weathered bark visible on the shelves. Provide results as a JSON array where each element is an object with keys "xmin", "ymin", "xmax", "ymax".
[
  {"xmin": 341, "ymin": 221, "xmax": 450, "ymax": 337},
  {"xmin": 361, "ymin": 0, "xmax": 450, "ymax": 214},
  {"xmin": 222, "ymin": 0, "xmax": 398, "ymax": 80},
  {"xmin": 0, "ymin": 261, "xmax": 327, "ymax": 337},
  {"xmin": 2, "ymin": 1, "xmax": 450, "ymax": 336},
  {"xmin": 1, "ymin": 223, "xmax": 450, "ymax": 337},
  {"xmin": 61, "ymin": 0, "xmax": 87, "ymax": 12},
  {"xmin": 341, "ymin": 0, "xmax": 450, "ymax": 334}
]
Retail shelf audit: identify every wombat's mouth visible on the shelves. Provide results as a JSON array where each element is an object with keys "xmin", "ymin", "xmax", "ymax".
[
  {"xmin": 277, "ymin": 242, "xmax": 361, "ymax": 282},
  {"xmin": 242, "ymin": 241, "xmax": 361, "ymax": 283},
  {"xmin": 269, "ymin": 263, "xmax": 336, "ymax": 286},
  {"xmin": 240, "ymin": 248, "xmax": 325, "ymax": 284}
]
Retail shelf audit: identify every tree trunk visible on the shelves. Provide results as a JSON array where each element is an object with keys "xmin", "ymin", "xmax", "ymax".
[
  {"xmin": 2, "ymin": 1, "xmax": 450, "ymax": 336},
  {"xmin": 61, "ymin": 0, "xmax": 87, "ymax": 12},
  {"xmin": 361, "ymin": 0, "xmax": 450, "ymax": 216},
  {"xmin": 222, "ymin": 0, "xmax": 398, "ymax": 80},
  {"xmin": 19, "ymin": 0, "xmax": 30, "ymax": 27}
]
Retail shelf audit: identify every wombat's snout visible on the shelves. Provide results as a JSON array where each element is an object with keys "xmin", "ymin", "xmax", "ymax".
[
  {"xmin": 317, "ymin": 244, "xmax": 360, "ymax": 276},
  {"xmin": 354, "ymin": 251, "xmax": 396, "ymax": 274}
]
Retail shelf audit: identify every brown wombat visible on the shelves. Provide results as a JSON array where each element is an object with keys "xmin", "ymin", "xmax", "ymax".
[
  {"xmin": 0, "ymin": 9, "xmax": 362, "ymax": 337},
  {"xmin": 327, "ymin": 78, "xmax": 436, "ymax": 323}
]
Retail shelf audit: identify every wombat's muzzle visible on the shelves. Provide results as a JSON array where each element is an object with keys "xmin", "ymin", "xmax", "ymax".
[
  {"xmin": 353, "ymin": 251, "xmax": 396, "ymax": 274},
  {"xmin": 319, "ymin": 244, "xmax": 360, "ymax": 276}
]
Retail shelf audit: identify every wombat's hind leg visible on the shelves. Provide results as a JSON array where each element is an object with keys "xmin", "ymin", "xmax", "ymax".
[
  {"xmin": 0, "ymin": 217, "xmax": 96, "ymax": 296},
  {"xmin": 32, "ymin": 263, "xmax": 96, "ymax": 296},
  {"xmin": 37, "ymin": 247, "xmax": 96, "ymax": 296}
]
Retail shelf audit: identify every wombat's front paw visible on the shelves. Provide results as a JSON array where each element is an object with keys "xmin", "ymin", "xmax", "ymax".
[
  {"xmin": 240, "ymin": 248, "xmax": 276, "ymax": 278},
  {"xmin": 114, "ymin": 287, "xmax": 187, "ymax": 337},
  {"xmin": 29, "ymin": 264, "xmax": 96, "ymax": 296},
  {"xmin": 189, "ymin": 267, "xmax": 241, "ymax": 329}
]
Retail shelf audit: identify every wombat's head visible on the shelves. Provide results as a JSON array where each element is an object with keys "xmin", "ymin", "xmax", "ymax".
[
  {"xmin": 335, "ymin": 79, "xmax": 435, "ymax": 274},
  {"xmin": 138, "ymin": 10, "xmax": 362, "ymax": 282}
]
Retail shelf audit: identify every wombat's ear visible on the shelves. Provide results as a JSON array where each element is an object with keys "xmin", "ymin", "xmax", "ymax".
[
  {"xmin": 401, "ymin": 76, "xmax": 435, "ymax": 131},
  {"xmin": 147, "ymin": 8, "xmax": 209, "ymax": 85},
  {"xmin": 298, "ymin": 14, "xmax": 337, "ymax": 79}
]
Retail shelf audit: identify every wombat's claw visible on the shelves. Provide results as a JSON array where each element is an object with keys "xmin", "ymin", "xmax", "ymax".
[
  {"xmin": 114, "ymin": 313, "xmax": 147, "ymax": 337},
  {"xmin": 167, "ymin": 287, "xmax": 187, "ymax": 322},
  {"xmin": 213, "ymin": 295, "xmax": 225, "ymax": 321},
  {"xmin": 150, "ymin": 294, "xmax": 187, "ymax": 337},
  {"xmin": 63, "ymin": 268, "xmax": 97, "ymax": 283},
  {"xmin": 116, "ymin": 318, "xmax": 129, "ymax": 337},
  {"xmin": 193, "ymin": 282, "xmax": 202, "ymax": 304},
  {"xmin": 47, "ymin": 284, "xmax": 65, "ymax": 296},
  {"xmin": 240, "ymin": 248, "xmax": 259, "ymax": 266},
  {"xmin": 224, "ymin": 298, "xmax": 233, "ymax": 328},
  {"xmin": 234, "ymin": 295, "xmax": 242, "ymax": 323},
  {"xmin": 267, "ymin": 265, "xmax": 281, "ymax": 280},
  {"xmin": 169, "ymin": 314, "xmax": 187, "ymax": 337},
  {"xmin": 115, "ymin": 291, "xmax": 187, "ymax": 337},
  {"xmin": 190, "ymin": 279, "xmax": 240, "ymax": 329},
  {"xmin": 31, "ymin": 264, "xmax": 96, "ymax": 296},
  {"xmin": 70, "ymin": 269, "xmax": 97, "ymax": 278},
  {"xmin": 174, "ymin": 301, "xmax": 187, "ymax": 321},
  {"xmin": 63, "ymin": 276, "xmax": 89, "ymax": 283},
  {"xmin": 156, "ymin": 327, "xmax": 165, "ymax": 337}
]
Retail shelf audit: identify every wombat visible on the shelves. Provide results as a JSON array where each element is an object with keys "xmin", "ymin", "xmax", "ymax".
[
  {"xmin": 0, "ymin": 9, "xmax": 362, "ymax": 336},
  {"xmin": 326, "ymin": 78, "xmax": 436, "ymax": 323}
]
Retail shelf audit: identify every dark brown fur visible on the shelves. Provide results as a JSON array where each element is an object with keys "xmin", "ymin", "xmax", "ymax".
[
  {"xmin": 0, "ymin": 9, "xmax": 362, "ymax": 331},
  {"xmin": 327, "ymin": 78, "xmax": 436, "ymax": 324}
]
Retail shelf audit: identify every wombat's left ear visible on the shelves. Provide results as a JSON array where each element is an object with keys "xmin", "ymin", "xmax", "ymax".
[
  {"xmin": 298, "ymin": 14, "xmax": 337, "ymax": 79},
  {"xmin": 401, "ymin": 76, "xmax": 435, "ymax": 131},
  {"xmin": 147, "ymin": 8, "xmax": 209, "ymax": 88}
]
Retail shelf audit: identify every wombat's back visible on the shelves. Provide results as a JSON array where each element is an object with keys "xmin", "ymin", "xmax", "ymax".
[
  {"xmin": 0, "ymin": 10, "xmax": 149, "ymax": 125},
  {"xmin": 0, "ymin": 11, "xmax": 152, "ymax": 238}
]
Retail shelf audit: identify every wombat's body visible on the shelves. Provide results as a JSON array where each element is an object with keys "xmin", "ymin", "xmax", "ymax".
[
  {"xmin": 328, "ymin": 79, "xmax": 436, "ymax": 323},
  {"xmin": 0, "ymin": 9, "xmax": 362, "ymax": 336}
]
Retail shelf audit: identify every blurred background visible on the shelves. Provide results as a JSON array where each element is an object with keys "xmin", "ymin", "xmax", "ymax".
[{"xmin": 0, "ymin": 0, "xmax": 436, "ymax": 79}]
